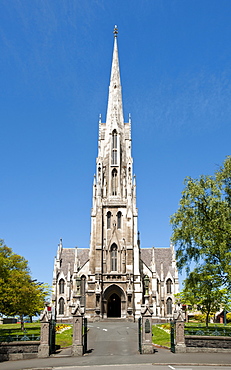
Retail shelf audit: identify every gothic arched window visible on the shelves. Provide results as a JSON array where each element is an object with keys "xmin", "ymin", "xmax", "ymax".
[
  {"xmin": 59, "ymin": 279, "xmax": 65, "ymax": 294},
  {"xmin": 111, "ymin": 243, "xmax": 117, "ymax": 271},
  {"xmin": 112, "ymin": 130, "xmax": 117, "ymax": 165},
  {"xmin": 117, "ymin": 211, "xmax": 122, "ymax": 229},
  {"xmin": 107, "ymin": 211, "xmax": 111, "ymax": 229},
  {"xmin": 157, "ymin": 279, "xmax": 160, "ymax": 294},
  {"xmin": 166, "ymin": 279, "xmax": 172, "ymax": 294},
  {"xmin": 80, "ymin": 275, "xmax": 86, "ymax": 307},
  {"xmin": 167, "ymin": 298, "xmax": 172, "ymax": 315},
  {"xmin": 59, "ymin": 298, "xmax": 64, "ymax": 315},
  {"xmin": 111, "ymin": 169, "xmax": 117, "ymax": 196}
]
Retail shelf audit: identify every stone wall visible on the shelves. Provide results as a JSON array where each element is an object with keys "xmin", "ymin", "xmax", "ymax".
[
  {"xmin": 0, "ymin": 341, "xmax": 39, "ymax": 361},
  {"xmin": 185, "ymin": 335, "xmax": 231, "ymax": 353}
]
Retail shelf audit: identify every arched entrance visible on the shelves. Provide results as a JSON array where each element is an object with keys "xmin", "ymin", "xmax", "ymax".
[
  {"xmin": 103, "ymin": 284, "xmax": 125, "ymax": 319},
  {"xmin": 107, "ymin": 293, "xmax": 121, "ymax": 317}
]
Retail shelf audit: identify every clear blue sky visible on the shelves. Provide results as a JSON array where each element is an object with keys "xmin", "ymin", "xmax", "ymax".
[{"xmin": 1, "ymin": 0, "xmax": 231, "ymax": 286}]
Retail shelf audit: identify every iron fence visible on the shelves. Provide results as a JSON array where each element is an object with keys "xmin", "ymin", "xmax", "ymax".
[
  {"xmin": 0, "ymin": 334, "xmax": 40, "ymax": 342},
  {"xmin": 185, "ymin": 325, "xmax": 231, "ymax": 337}
]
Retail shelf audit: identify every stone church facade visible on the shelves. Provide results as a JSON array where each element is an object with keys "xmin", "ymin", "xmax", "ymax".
[{"xmin": 52, "ymin": 28, "xmax": 179, "ymax": 322}]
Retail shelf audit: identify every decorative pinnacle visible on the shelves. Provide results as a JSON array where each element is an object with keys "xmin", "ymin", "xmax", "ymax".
[{"xmin": 114, "ymin": 25, "xmax": 118, "ymax": 37}]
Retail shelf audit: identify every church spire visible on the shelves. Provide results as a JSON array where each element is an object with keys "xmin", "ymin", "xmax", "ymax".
[{"xmin": 106, "ymin": 26, "xmax": 124, "ymax": 128}]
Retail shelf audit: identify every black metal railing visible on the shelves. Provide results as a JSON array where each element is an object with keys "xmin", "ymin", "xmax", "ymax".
[
  {"xmin": 138, "ymin": 317, "xmax": 142, "ymax": 354},
  {"xmin": 83, "ymin": 318, "xmax": 87, "ymax": 354},
  {"xmin": 0, "ymin": 334, "xmax": 40, "ymax": 342},
  {"xmin": 170, "ymin": 320, "xmax": 175, "ymax": 353},
  {"xmin": 185, "ymin": 325, "xmax": 231, "ymax": 337}
]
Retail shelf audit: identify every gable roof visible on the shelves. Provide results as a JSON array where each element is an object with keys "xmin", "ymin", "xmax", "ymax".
[
  {"xmin": 59, "ymin": 248, "xmax": 89, "ymax": 278},
  {"xmin": 140, "ymin": 247, "xmax": 175, "ymax": 278}
]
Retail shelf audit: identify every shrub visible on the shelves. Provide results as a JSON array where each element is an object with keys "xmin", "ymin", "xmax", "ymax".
[{"xmin": 193, "ymin": 314, "xmax": 213, "ymax": 323}]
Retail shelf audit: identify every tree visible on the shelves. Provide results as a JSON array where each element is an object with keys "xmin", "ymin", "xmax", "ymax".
[
  {"xmin": 0, "ymin": 240, "xmax": 50, "ymax": 330},
  {"xmin": 175, "ymin": 266, "xmax": 231, "ymax": 327},
  {"xmin": 170, "ymin": 156, "xmax": 231, "ymax": 289}
]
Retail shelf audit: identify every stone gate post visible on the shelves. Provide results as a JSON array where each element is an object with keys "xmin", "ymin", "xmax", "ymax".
[
  {"xmin": 38, "ymin": 307, "xmax": 51, "ymax": 358},
  {"xmin": 141, "ymin": 302, "xmax": 153, "ymax": 354},
  {"xmin": 141, "ymin": 283, "xmax": 153, "ymax": 354},
  {"xmin": 72, "ymin": 304, "xmax": 84, "ymax": 356},
  {"xmin": 173, "ymin": 309, "xmax": 186, "ymax": 353}
]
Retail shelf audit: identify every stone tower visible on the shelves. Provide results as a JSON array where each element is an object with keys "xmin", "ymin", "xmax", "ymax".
[
  {"xmin": 88, "ymin": 26, "xmax": 141, "ymax": 319},
  {"xmin": 52, "ymin": 27, "xmax": 179, "ymax": 322}
]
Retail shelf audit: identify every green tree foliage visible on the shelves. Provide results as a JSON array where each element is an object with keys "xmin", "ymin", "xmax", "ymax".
[
  {"xmin": 175, "ymin": 266, "xmax": 231, "ymax": 327},
  {"xmin": 0, "ymin": 240, "xmax": 50, "ymax": 330},
  {"xmin": 170, "ymin": 156, "xmax": 231, "ymax": 289}
]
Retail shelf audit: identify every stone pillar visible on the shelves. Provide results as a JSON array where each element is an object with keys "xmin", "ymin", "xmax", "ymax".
[
  {"xmin": 72, "ymin": 305, "xmax": 84, "ymax": 356},
  {"xmin": 173, "ymin": 309, "xmax": 186, "ymax": 353},
  {"xmin": 38, "ymin": 307, "xmax": 51, "ymax": 358},
  {"xmin": 141, "ymin": 294, "xmax": 153, "ymax": 354}
]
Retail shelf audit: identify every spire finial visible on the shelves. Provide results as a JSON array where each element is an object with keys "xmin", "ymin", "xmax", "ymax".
[{"xmin": 114, "ymin": 25, "xmax": 118, "ymax": 38}]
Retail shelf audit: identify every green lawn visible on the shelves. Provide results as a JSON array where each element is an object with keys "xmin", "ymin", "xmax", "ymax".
[
  {"xmin": 55, "ymin": 324, "xmax": 73, "ymax": 348},
  {"xmin": 152, "ymin": 322, "xmax": 231, "ymax": 348},
  {"xmin": 152, "ymin": 324, "xmax": 171, "ymax": 348},
  {"xmin": 0, "ymin": 323, "xmax": 40, "ymax": 341}
]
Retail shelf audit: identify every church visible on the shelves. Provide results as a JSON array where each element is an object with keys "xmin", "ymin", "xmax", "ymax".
[{"xmin": 52, "ymin": 27, "xmax": 179, "ymax": 322}]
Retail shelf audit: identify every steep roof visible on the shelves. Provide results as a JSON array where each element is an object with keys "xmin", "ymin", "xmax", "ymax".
[
  {"xmin": 140, "ymin": 247, "xmax": 175, "ymax": 278},
  {"xmin": 59, "ymin": 248, "xmax": 89, "ymax": 278}
]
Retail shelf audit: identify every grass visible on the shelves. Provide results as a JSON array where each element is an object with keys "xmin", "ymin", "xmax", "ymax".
[
  {"xmin": 0, "ymin": 323, "xmax": 41, "ymax": 342},
  {"xmin": 0, "ymin": 322, "xmax": 72, "ymax": 347},
  {"xmin": 151, "ymin": 322, "xmax": 231, "ymax": 348},
  {"xmin": 152, "ymin": 324, "xmax": 171, "ymax": 348},
  {"xmin": 0, "ymin": 323, "xmax": 40, "ymax": 337},
  {"xmin": 55, "ymin": 324, "xmax": 73, "ymax": 348}
]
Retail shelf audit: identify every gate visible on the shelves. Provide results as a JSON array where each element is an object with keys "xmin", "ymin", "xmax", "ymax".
[
  {"xmin": 49, "ymin": 319, "xmax": 56, "ymax": 354},
  {"xmin": 138, "ymin": 317, "xmax": 142, "ymax": 354},
  {"xmin": 170, "ymin": 320, "xmax": 175, "ymax": 353},
  {"xmin": 83, "ymin": 317, "xmax": 88, "ymax": 354}
]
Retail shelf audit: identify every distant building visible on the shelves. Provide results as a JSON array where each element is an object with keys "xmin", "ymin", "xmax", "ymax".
[{"xmin": 52, "ymin": 28, "xmax": 179, "ymax": 322}]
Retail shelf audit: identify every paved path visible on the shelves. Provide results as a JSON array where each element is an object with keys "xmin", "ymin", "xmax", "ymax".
[
  {"xmin": 1, "ymin": 322, "xmax": 231, "ymax": 369},
  {"xmin": 87, "ymin": 321, "xmax": 138, "ymax": 357}
]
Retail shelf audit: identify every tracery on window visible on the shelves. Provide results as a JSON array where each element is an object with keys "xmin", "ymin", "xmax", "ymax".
[
  {"xmin": 59, "ymin": 298, "xmax": 64, "ymax": 315},
  {"xmin": 167, "ymin": 297, "xmax": 172, "ymax": 315},
  {"xmin": 111, "ymin": 169, "xmax": 117, "ymax": 195},
  {"xmin": 112, "ymin": 130, "xmax": 117, "ymax": 165},
  {"xmin": 59, "ymin": 279, "xmax": 65, "ymax": 294},
  {"xmin": 111, "ymin": 243, "xmax": 117, "ymax": 271},
  {"xmin": 112, "ymin": 130, "xmax": 117, "ymax": 148},
  {"xmin": 166, "ymin": 278, "xmax": 172, "ymax": 294}
]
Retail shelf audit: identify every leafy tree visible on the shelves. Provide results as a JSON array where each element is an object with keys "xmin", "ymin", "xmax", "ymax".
[
  {"xmin": 175, "ymin": 266, "xmax": 231, "ymax": 326},
  {"xmin": 170, "ymin": 156, "xmax": 231, "ymax": 289},
  {"xmin": 0, "ymin": 240, "xmax": 50, "ymax": 330}
]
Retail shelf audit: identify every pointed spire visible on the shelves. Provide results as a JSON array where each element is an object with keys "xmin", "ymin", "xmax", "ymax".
[{"xmin": 106, "ymin": 26, "xmax": 124, "ymax": 128}]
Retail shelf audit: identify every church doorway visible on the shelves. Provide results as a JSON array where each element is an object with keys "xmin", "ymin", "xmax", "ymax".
[
  {"xmin": 107, "ymin": 293, "xmax": 121, "ymax": 317},
  {"xmin": 103, "ymin": 284, "xmax": 125, "ymax": 319}
]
